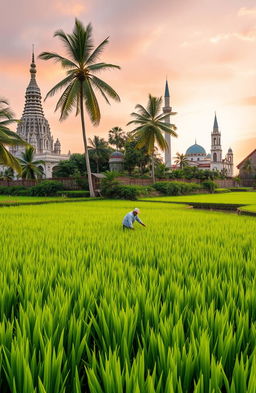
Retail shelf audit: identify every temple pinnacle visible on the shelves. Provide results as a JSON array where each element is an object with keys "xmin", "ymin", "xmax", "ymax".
[{"xmin": 30, "ymin": 45, "xmax": 36, "ymax": 76}]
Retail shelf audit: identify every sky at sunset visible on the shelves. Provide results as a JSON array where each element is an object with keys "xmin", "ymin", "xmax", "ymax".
[{"xmin": 1, "ymin": 0, "xmax": 256, "ymax": 171}]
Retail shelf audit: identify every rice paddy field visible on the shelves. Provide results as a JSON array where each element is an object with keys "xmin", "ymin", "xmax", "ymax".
[
  {"xmin": 239, "ymin": 205, "xmax": 256, "ymax": 213},
  {"xmin": 141, "ymin": 191, "xmax": 256, "ymax": 205},
  {"xmin": 0, "ymin": 195, "xmax": 91, "ymax": 206},
  {"xmin": 0, "ymin": 200, "xmax": 256, "ymax": 392}
]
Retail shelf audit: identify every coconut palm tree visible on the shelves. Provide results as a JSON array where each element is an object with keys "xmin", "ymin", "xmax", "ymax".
[
  {"xmin": 0, "ymin": 167, "xmax": 14, "ymax": 180},
  {"xmin": 39, "ymin": 19, "xmax": 120, "ymax": 197},
  {"xmin": 19, "ymin": 146, "xmax": 45, "ymax": 179},
  {"xmin": 127, "ymin": 94, "xmax": 177, "ymax": 182},
  {"xmin": 0, "ymin": 98, "xmax": 27, "ymax": 173},
  {"xmin": 174, "ymin": 152, "xmax": 189, "ymax": 169},
  {"xmin": 108, "ymin": 126, "xmax": 126, "ymax": 151},
  {"xmin": 88, "ymin": 135, "xmax": 110, "ymax": 173}
]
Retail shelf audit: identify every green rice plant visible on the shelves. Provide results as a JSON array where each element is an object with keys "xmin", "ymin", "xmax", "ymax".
[
  {"xmin": 0, "ymin": 200, "xmax": 256, "ymax": 392},
  {"xmin": 141, "ymin": 191, "xmax": 256, "ymax": 205}
]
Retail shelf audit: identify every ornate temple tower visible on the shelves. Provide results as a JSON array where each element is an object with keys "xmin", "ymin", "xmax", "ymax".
[
  {"xmin": 210, "ymin": 113, "xmax": 223, "ymax": 171},
  {"xmin": 9, "ymin": 50, "xmax": 70, "ymax": 178},
  {"xmin": 14, "ymin": 50, "xmax": 56, "ymax": 154},
  {"xmin": 162, "ymin": 80, "xmax": 172, "ymax": 167}
]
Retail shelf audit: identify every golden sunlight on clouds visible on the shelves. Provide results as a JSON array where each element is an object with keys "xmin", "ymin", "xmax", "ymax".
[
  {"xmin": 238, "ymin": 7, "xmax": 256, "ymax": 17},
  {"xmin": 54, "ymin": 0, "xmax": 86, "ymax": 16}
]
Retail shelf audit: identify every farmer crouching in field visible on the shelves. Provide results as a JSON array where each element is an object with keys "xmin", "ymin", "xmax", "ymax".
[{"xmin": 122, "ymin": 208, "xmax": 146, "ymax": 230}]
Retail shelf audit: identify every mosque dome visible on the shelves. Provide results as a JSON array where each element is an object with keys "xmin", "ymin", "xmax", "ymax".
[
  {"xmin": 109, "ymin": 151, "xmax": 124, "ymax": 172},
  {"xmin": 110, "ymin": 151, "xmax": 124, "ymax": 159},
  {"xmin": 186, "ymin": 143, "xmax": 206, "ymax": 155}
]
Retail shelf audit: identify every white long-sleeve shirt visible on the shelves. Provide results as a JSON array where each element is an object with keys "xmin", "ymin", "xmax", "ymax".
[{"xmin": 122, "ymin": 211, "xmax": 142, "ymax": 228}]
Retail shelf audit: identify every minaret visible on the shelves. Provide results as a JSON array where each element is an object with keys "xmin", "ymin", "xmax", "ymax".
[
  {"xmin": 226, "ymin": 147, "xmax": 234, "ymax": 176},
  {"xmin": 162, "ymin": 80, "xmax": 172, "ymax": 167},
  {"xmin": 16, "ymin": 48, "xmax": 53, "ymax": 154},
  {"xmin": 210, "ymin": 112, "xmax": 223, "ymax": 171}
]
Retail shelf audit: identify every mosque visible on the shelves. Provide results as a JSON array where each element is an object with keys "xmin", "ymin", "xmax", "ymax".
[
  {"xmin": 163, "ymin": 81, "xmax": 234, "ymax": 176},
  {"xmin": 9, "ymin": 51, "xmax": 70, "ymax": 177}
]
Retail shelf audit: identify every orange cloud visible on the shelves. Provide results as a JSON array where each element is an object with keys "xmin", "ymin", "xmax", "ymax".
[
  {"xmin": 239, "ymin": 96, "xmax": 256, "ymax": 106},
  {"xmin": 238, "ymin": 7, "xmax": 256, "ymax": 17}
]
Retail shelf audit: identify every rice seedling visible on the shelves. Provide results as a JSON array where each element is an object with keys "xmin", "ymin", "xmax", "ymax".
[{"xmin": 0, "ymin": 200, "xmax": 255, "ymax": 392}]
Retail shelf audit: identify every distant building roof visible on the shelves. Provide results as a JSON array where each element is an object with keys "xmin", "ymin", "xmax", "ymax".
[
  {"xmin": 237, "ymin": 149, "xmax": 256, "ymax": 169},
  {"xmin": 186, "ymin": 143, "xmax": 206, "ymax": 155},
  {"xmin": 110, "ymin": 151, "xmax": 124, "ymax": 159},
  {"xmin": 92, "ymin": 173, "xmax": 105, "ymax": 178}
]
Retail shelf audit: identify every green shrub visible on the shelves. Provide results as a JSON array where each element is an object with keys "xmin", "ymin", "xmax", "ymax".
[
  {"xmin": 0, "ymin": 186, "xmax": 9, "ymax": 195},
  {"xmin": 30, "ymin": 180, "xmax": 65, "ymax": 196},
  {"xmin": 153, "ymin": 181, "xmax": 201, "ymax": 196},
  {"xmin": 0, "ymin": 185, "xmax": 31, "ymax": 196},
  {"xmin": 103, "ymin": 184, "xmax": 151, "ymax": 200},
  {"xmin": 229, "ymin": 187, "xmax": 253, "ymax": 192},
  {"xmin": 100, "ymin": 172, "xmax": 121, "ymax": 198},
  {"xmin": 56, "ymin": 190, "xmax": 90, "ymax": 198},
  {"xmin": 101, "ymin": 172, "xmax": 152, "ymax": 199},
  {"xmin": 201, "ymin": 180, "xmax": 217, "ymax": 193},
  {"xmin": 115, "ymin": 185, "xmax": 151, "ymax": 200}
]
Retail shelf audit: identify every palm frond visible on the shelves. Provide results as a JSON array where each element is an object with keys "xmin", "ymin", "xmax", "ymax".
[
  {"xmin": 90, "ymin": 75, "xmax": 120, "ymax": 102},
  {"xmin": 86, "ymin": 37, "xmax": 109, "ymax": 65},
  {"xmin": 57, "ymin": 80, "xmax": 80, "ymax": 121},
  {"xmin": 90, "ymin": 79, "xmax": 110, "ymax": 105},
  {"xmin": 134, "ymin": 104, "xmax": 151, "ymax": 118},
  {"xmin": 88, "ymin": 62, "xmax": 120, "ymax": 73},
  {"xmin": 83, "ymin": 79, "xmax": 100, "ymax": 125},
  {"xmin": 76, "ymin": 20, "xmax": 94, "ymax": 63},
  {"xmin": 155, "ymin": 111, "xmax": 177, "ymax": 121},
  {"xmin": 53, "ymin": 29, "xmax": 76, "ymax": 61},
  {"xmin": 38, "ymin": 52, "xmax": 77, "ymax": 69},
  {"xmin": 0, "ymin": 128, "xmax": 28, "ymax": 146},
  {"xmin": 157, "ymin": 122, "xmax": 178, "ymax": 136},
  {"xmin": 0, "ymin": 144, "xmax": 22, "ymax": 173},
  {"xmin": 44, "ymin": 74, "xmax": 76, "ymax": 100}
]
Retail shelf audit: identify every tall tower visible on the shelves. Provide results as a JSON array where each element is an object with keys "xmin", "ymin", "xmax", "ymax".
[
  {"xmin": 162, "ymin": 80, "xmax": 172, "ymax": 167},
  {"xmin": 15, "ymin": 49, "xmax": 54, "ymax": 154},
  {"xmin": 210, "ymin": 113, "xmax": 223, "ymax": 171},
  {"xmin": 226, "ymin": 147, "xmax": 234, "ymax": 176}
]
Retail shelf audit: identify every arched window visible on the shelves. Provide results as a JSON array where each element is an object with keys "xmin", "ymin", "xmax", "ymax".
[
  {"xmin": 214, "ymin": 138, "xmax": 216, "ymax": 145},
  {"xmin": 213, "ymin": 153, "xmax": 217, "ymax": 162}
]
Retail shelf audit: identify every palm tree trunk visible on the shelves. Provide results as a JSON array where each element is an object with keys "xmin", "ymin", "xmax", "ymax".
[
  {"xmin": 80, "ymin": 84, "xmax": 95, "ymax": 197},
  {"xmin": 151, "ymin": 155, "xmax": 155, "ymax": 183}
]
